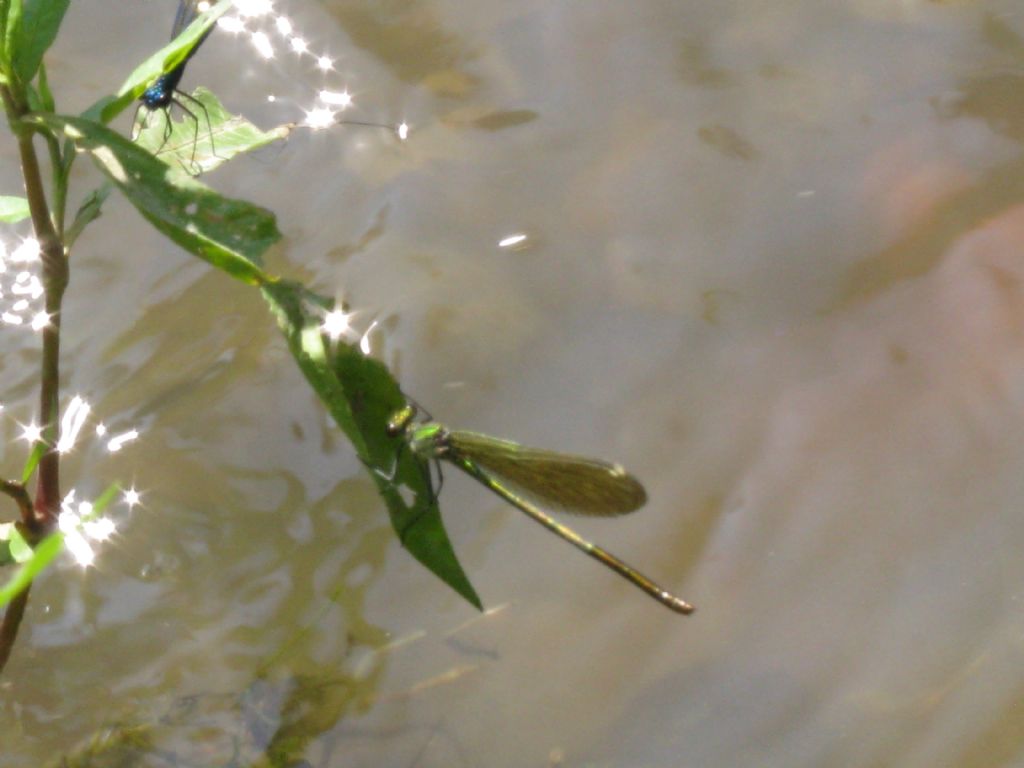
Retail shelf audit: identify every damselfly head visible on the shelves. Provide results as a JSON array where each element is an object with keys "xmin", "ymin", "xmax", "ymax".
[{"xmin": 386, "ymin": 404, "xmax": 417, "ymax": 437}]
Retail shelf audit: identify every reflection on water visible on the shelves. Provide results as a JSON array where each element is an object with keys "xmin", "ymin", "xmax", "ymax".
[{"xmin": 4, "ymin": 0, "xmax": 1024, "ymax": 766}]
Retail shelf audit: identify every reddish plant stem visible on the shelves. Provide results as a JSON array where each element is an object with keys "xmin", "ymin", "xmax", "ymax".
[
  {"xmin": 0, "ymin": 480, "xmax": 33, "ymax": 525},
  {"xmin": 0, "ymin": 84, "xmax": 67, "ymax": 675},
  {"xmin": 2, "ymin": 86, "xmax": 67, "ymax": 533},
  {"xmin": 33, "ymin": 270, "xmax": 65, "ymax": 531},
  {"xmin": 0, "ymin": 585, "xmax": 30, "ymax": 673}
]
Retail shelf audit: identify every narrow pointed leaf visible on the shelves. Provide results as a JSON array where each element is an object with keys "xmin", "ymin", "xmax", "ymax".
[
  {"xmin": 2, "ymin": 0, "xmax": 25, "ymax": 77},
  {"xmin": 6, "ymin": 524, "xmax": 30, "ymax": 562},
  {"xmin": 20, "ymin": 440, "xmax": 44, "ymax": 483},
  {"xmin": 0, "ymin": 523, "xmax": 29, "ymax": 567},
  {"xmin": 0, "ymin": 531, "xmax": 62, "ymax": 608},
  {"xmin": 262, "ymin": 281, "xmax": 481, "ymax": 610},
  {"xmin": 34, "ymin": 56, "xmax": 52, "ymax": 110},
  {"xmin": 65, "ymin": 183, "xmax": 111, "ymax": 248},
  {"xmin": 8, "ymin": 0, "xmax": 67, "ymax": 85}
]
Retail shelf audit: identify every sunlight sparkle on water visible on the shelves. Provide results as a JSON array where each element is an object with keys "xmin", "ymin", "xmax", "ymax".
[
  {"xmin": 0, "ymin": 232, "xmax": 45, "ymax": 331},
  {"xmin": 289, "ymin": 36, "xmax": 308, "ymax": 54},
  {"xmin": 83, "ymin": 517, "xmax": 116, "ymax": 542},
  {"xmin": 218, "ymin": 15, "xmax": 246, "ymax": 34},
  {"xmin": 319, "ymin": 89, "xmax": 352, "ymax": 108},
  {"xmin": 275, "ymin": 16, "xmax": 292, "ymax": 35},
  {"xmin": 397, "ymin": 122, "xmax": 410, "ymax": 141},
  {"xmin": 58, "ymin": 493, "xmax": 102, "ymax": 567},
  {"xmin": 250, "ymin": 30, "xmax": 275, "ymax": 59},
  {"xmin": 322, "ymin": 308, "xmax": 355, "ymax": 340},
  {"xmin": 123, "ymin": 488, "xmax": 141, "ymax": 509},
  {"xmin": 19, "ymin": 421, "xmax": 42, "ymax": 444},
  {"xmin": 498, "ymin": 233, "xmax": 529, "ymax": 249},
  {"xmin": 11, "ymin": 238, "xmax": 39, "ymax": 263},
  {"xmin": 56, "ymin": 395, "xmax": 90, "ymax": 453},
  {"xmin": 63, "ymin": 528, "xmax": 94, "ymax": 567},
  {"xmin": 56, "ymin": 492, "xmax": 117, "ymax": 567},
  {"xmin": 12, "ymin": 272, "xmax": 42, "ymax": 299},
  {"xmin": 106, "ymin": 430, "xmax": 139, "ymax": 453},
  {"xmin": 59, "ymin": 490, "xmax": 77, "ymax": 519},
  {"xmin": 304, "ymin": 107, "xmax": 335, "ymax": 130},
  {"xmin": 316, "ymin": 55, "xmax": 333, "ymax": 71},
  {"xmin": 234, "ymin": 0, "xmax": 274, "ymax": 16},
  {"xmin": 359, "ymin": 320, "xmax": 379, "ymax": 355}
]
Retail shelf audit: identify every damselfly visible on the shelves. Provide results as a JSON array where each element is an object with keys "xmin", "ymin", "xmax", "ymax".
[
  {"xmin": 387, "ymin": 404, "xmax": 695, "ymax": 615},
  {"xmin": 133, "ymin": 0, "xmax": 217, "ymax": 171}
]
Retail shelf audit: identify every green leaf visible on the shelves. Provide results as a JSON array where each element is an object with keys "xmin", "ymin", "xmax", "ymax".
[
  {"xmin": 0, "ymin": 523, "xmax": 16, "ymax": 566},
  {"xmin": 0, "ymin": 531, "xmax": 62, "ymax": 608},
  {"xmin": 32, "ymin": 113, "xmax": 279, "ymax": 286},
  {"xmin": 90, "ymin": 482, "xmax": 121, "ymax": 516},
  {"xmin": 261, "ymin": 281, "xmax": 482, "ymax": 610},
  {"xmin": 86, "ymin": 0, "xmax": 232, "ymax": 125},
  {"xmin": 9, "ymin": 0, "xmax": 68, "ymax": 85},
  {"xmin": 1, "ymin": 0, "xmax": 24, "ymax": 81},
  {"xmin": 65, "ymin": 183, "xmax": 111, "ymax": 248},
  {"xmin": 6, "ymin": 523, "xmax": 30, "ymax": 562},
  {"xmin": 0, "ymin": 541, "xmax": 10, "ymax": 568},
  {"xmin": 24, "ymin": 78, "xmax": 41, "ymax": 110},
  {"xmin": 35, "ymin": 56, "xmax": 52, "ymax": 110},
  {"xmin": 20, "ymin": 440, "xmax": 44, "ymax": 483},
  {"xmin": 133, "ymin": 87, "xmax": 290, "ymax": 176},
  {"xmin": 0, "ymin": 194, "xmax": 28, "ymax": 222}
]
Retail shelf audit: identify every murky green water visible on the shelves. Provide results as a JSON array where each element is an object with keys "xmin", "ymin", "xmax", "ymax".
[{"xmin": 4, "ymin": 0, "xmax": 1024, "ymax": 765}]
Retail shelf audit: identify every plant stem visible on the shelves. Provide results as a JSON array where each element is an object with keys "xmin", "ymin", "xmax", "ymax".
[
  {"xmin": 1, "ymin": 86, "xmax": 67, "ymax": 534},
  {"xmin": 0, "ymin": 585, "xmax": 29, "ymax": 674},
  {"xmin": 34, "ymin": 269, "xmax": 65, "ymax": 531},
  {"xmin": 0, "ymin": 480, "xmax": 34, "ymax": 525},
  {"xmin": 0, "ymin": 83, "xmax": 66, "ymax": 675}
]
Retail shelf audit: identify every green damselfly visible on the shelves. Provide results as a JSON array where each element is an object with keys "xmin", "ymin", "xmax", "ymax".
[{"xmin": 387, "ymin": 405, "xmax": 694, "ymax": 615}]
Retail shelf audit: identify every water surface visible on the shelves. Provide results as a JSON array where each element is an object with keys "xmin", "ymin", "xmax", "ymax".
[{"xmin": 3, "ymin": 1, "xmax": 1024, "ymax": 766}]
